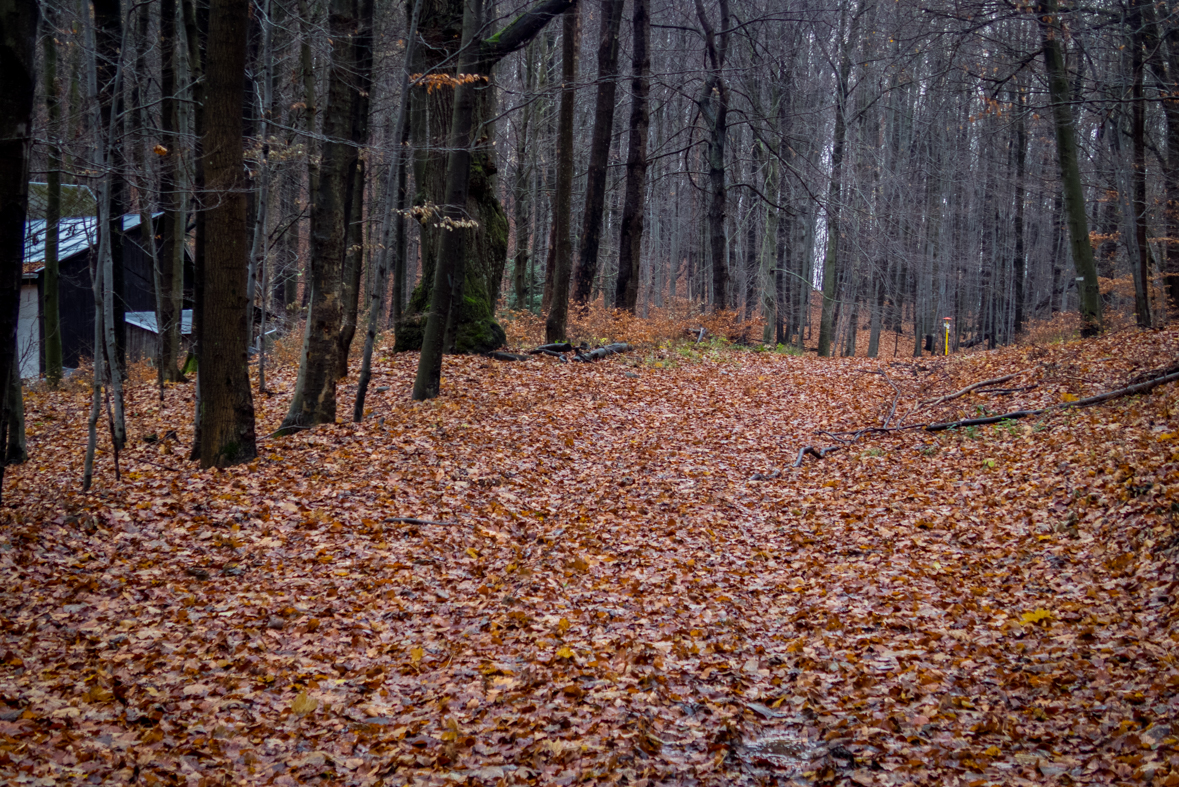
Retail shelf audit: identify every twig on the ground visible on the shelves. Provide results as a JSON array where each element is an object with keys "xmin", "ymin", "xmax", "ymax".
[
  {"xmin": 384, "ymin": 517, "xmax": 464, "ymax": 527},
  {"xmin": 867, "ymin": 369, "xmax": 902, "ymax": 428},
  {"xmin": 973, "ymin": 385, "xmax": 1038, "ymax": 396},
  {"xmin": 793, "ymin": 445, "xmax": 843, "ymax": 467}
]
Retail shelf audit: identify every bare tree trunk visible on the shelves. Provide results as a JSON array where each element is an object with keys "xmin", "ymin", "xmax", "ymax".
[
  {"xmin": 571, "ymin": 0, "xmax": 624, "ymax": 305},
  {"xmin": 544, "ymin": 4, "xmax": 579, "ymax": 343},
  {"xmin": 198, "ymin": 0, "xmax": 257, "ymax": 467},
  {"xmin": 281, "ymin": 0, "xmax": 359, "ymax": 431},
  {"xmin": 355, "ymin": 0, "xmax": 422, "ymax": 421},
  {"xmin": 694, "ymin": 0, "xmax": 730, "ymax": 311},
  {"xmin": 1130, "ymin": 0, "xmax": 1153, "ymax": 327},
  {"xmin": 615, "ymin": 0, "xmax": 649, "ymax": 313},
  {"xmin": 0, "ymin": 0, "xmax": 37, "ymax": 497},
  {"xmin": 42, "ymin": 3, "xmax": 63, "ymax": 387},
  {"xmin": 1012, "ymin": 85, "xmax": 1027, "ymax": 336},
  {"xmin": 1038, "ymin": 0, "xmax": 1103, "ymax": 336},
  {"xmin": 157, "ymin": 0, "xmax": 185, "ymax": 384},
  {"xmin": 94, "ymin": 0, "xmax": 128, "ymax": 377},
  {"xmin": 336, "ymin": 0, "xmax": 375, "ymax": 379},
  {"xmin": 818, "ymin": 0, "xmax": 858, "ymax": 357}
]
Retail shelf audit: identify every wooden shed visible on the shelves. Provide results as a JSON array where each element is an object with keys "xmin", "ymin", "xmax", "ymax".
[{"xmin": 19, "ymin": 210, "xmax": 193, "ymax": 377}]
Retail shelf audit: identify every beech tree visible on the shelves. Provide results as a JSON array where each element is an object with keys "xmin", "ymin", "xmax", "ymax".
[{"xmin": 197, "ymin": 0, "xmax": 257, "ymax": 466}]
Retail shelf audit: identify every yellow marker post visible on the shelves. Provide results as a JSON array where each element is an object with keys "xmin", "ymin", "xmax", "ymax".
[{"xmin": 943, "ymin": 317, "xmax": 952, "ymax": 355}]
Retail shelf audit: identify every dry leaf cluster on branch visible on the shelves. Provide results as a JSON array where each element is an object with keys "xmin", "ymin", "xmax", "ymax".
[{"xmin": 0, "ymin": 325, "xmax": 1177, "ymax": 785}]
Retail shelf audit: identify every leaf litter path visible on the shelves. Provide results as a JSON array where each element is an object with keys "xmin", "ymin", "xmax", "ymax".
[{"xmin": 2, "ymin": 328, "xmax": 1178, "ymax": 786}]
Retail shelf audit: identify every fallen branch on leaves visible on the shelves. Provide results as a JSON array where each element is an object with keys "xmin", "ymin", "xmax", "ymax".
[
  {"xmin": 749, "ymin": 444, "xmax": 844, "ymax": 479},
  {"xmin": 920, "ymin": 369, "xmax": 1032, "ymax": 408},
  {"xmin": 384, "ymin": 516, "xmax": 463, "ymax": 527},
  {"xmin": 924, "ymin": 370, "xmax": 1179, "ymax": 432},
  {"xmin": 794, "ymin": 445, "xmax": 843, "ymax": 466}
]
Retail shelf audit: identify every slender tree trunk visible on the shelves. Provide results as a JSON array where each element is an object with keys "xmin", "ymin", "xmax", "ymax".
[
  {"xmin": 571, "ymin": 0, "xmax": 624, "ymax": 305},
  {"xmin": 1038, "ymin": 0, "xmax": 1103, "ymax": 336},
  {"xmin": 94, "ymin": 0, "xmax": 128, "ymax": 376},
  {"xmin": 336, "ymin": 0, "xmax": 375, "ymax": 379},
  {"xmin": 1130, "ymin": 0, "xmax": 1153, "ymax": 327},
  {"xmin": 355, "ymin": 0, "xmax": 422, "ymax": 420},
  {"xmin": 615, "ymin": 0, "xmax": 649, "ymax": 313},
  {"xmin": 1013, "ymin": 86, "xmax": 1027, "ymax": 336},
  {"xmin": 248, "ymin": 0, "xmax": 274, "ymax": 369},
  {"xmin": 42, "ymin": 4, "xmax": 62, "ymax": 387},
  {"xmin": 544, "ymin": 4, "xmax": 579, "ymax": 343},
  {"xmin": 818, "ymin": 3, "xmax": 857, "ymax": 357},
  {"xmin": 184, "ymin": 0, "xmax": 208, "ymax": 460},
  {"xmin": 694, "ymin": 0, "xmax": 730, "ymax": 311},
  {"xmin": 88, "ymin": 0, "xmax": 127, "ymax": 452},
  {"xmin": 198, "ymin": 0, "xmax": 257, "ymax": 467},
  {"xmin": 158, "ymin": 0, "xmax": 185, "ymax": 383}
]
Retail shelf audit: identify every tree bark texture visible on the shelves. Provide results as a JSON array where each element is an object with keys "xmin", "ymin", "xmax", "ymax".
[
  {"xmin": 93, "ymin": 0, "xmax": 127, "ymax": 373},
  {"xmin": 199, "ymin": 0, "xmax": 257, "ymax": 466},
  {"xmin": 544, "ymin": 4, "xmax": 579, "ymax": 343},
  {"xmin": 0, "ymin": 0, "xmax": 38, "ymax": 496},
  {"xmin": 158, "ymin": 0, "xmax": 185, "ymax": 382},
  {"xmin": 571, "ymin": 0, "xmax": 624, "ymax": 305},
  {"xmin": 695, "ymin": 0, "xmax": 729, "ymax": 312},
  {"xmin": 282, "ymin": 0, "xmax": 359, "ymax": 431},
  {"xmin": 396, "ymin": 0, "xmax": 507, "ymax": 355},
  {"xmin": 41, "ymin": 4, "xmax": 62, "ymax": 386},
  {"xmin": 1037, "ymin": 0, "xmax": 1103, "ymax": 336},
  {"xmin": 614, "ymin": 0, "xmax": 649, "ymax": 314},
  {"xmin": 336, "ymin": 0, "xmax": 375, "ymax": 379}
]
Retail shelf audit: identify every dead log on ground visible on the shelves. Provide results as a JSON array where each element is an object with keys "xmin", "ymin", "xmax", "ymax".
[
  {"xmin": 528, "ymin": 342, "xmax": 574, "ymax": 355},
  {"xmin": 574, "ymin": 343, "xmax": 631, "ymax": 362},
  {"xmin": 487, "ymin": 351, "xmax": 530, "ymax": 362}
]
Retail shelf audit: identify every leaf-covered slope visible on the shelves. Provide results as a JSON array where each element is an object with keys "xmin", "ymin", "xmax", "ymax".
[{"xmin": 1, "ymin": 327, "xmax": 1177, "ymax": 785}]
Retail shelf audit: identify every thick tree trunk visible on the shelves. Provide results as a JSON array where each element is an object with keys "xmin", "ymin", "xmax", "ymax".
[
  {"xmin": 0, "ymin": 0, "xmax": 37, "ymax": 495},
  {"xmin": 413, "ymin": 0, "xmax": 486, "ymax": 399},
  {"xmin": 198, "ymin": 0, "xmax": 257, "ymax": 467},
  {"xmin": 544, "ymin": 5, "xmax": 579, "ymax": 343},
  {"xmin": 614, "ymin": 0, "xmax": 649, "ymax": 313},
  {"xmin": 398, "ymin": 0, "xmax": 534, "ymax": 356},
  {"xmin": 1038, "ymin": 0, "xmax": 1103, "ymax": 336},
  {"xmin": 571, "ymin": 0, "xmax": 624, "ymax": 305}
]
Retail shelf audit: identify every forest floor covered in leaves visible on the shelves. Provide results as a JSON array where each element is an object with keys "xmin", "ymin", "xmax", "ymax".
[{"xmin": 1, "ymin": 323, "xmax": 1178, "ymax": 786}]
